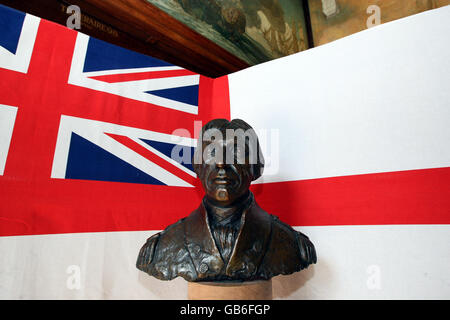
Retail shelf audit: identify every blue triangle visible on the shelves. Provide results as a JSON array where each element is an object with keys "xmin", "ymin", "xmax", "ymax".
[
  {"xmin": 0, "ymin": 5, "xmax": 25, "ymax": 54},
  {"xmin": 66, "ymin": 132, "xmax": 165, "ymax": 185},
  {"xmin": 83, "ymin": 37, "xmax": 173, "ymax": 72},
  {"xmin": 146, "ymin": 85, "xmax": 199, "ymax": 106},
  {"xmin": 140, "ymin": 138, "xmax": 195, "ymax": 173}
]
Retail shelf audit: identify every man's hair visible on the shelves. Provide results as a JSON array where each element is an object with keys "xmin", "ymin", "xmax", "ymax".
[{"xmin": 193, "ymin": 118, "xmax": 265, "ymax": 181}]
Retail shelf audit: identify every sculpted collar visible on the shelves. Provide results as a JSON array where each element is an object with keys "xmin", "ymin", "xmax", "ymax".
[
  {"xmin": 184, "ymin": 193, "xmax": 271, "ymax": 280},
  {"xmin": 202, "ymin": 192, "xmax": 254, "ymax": 227}
]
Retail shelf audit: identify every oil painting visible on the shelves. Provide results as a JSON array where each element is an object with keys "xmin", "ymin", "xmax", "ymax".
[
  {"xmin": 146, "ymin": 0, "xmax": 310, "ymax": 65},
  {"xmin": 308, "ymin": 0, "xmax": 450, "ymax": 46}
]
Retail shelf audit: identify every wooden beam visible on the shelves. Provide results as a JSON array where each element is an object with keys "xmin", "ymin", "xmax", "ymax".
[{"xmin": 0, "ymin": 0, "xmax": 250, "ymax": 77}]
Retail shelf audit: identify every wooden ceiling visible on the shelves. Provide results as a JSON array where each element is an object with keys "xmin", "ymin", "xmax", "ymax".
[{"xmin": 0, "ymin": 0, "xmax": 250, "ymax": 78}]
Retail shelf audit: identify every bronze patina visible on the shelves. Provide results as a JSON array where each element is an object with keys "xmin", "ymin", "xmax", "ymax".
[{"xmin": 136, "ymin": 119, "xmax": 316, "ymax": 282}]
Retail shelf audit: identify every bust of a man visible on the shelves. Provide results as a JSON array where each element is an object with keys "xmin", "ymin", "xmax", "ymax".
[{"xmin": 136, "ymin": 119, "xmax": 316, "ymax": 282}]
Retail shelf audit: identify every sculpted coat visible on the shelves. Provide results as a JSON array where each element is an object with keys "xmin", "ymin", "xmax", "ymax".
[{"xmin": 136, "ymin": 194, "xmax": 316, "ymax": 281}]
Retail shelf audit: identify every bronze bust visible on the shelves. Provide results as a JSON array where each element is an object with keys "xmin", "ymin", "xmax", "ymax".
[{"xmin": 137, "ymin": 119, "xmax": 316, "ymax": 282}]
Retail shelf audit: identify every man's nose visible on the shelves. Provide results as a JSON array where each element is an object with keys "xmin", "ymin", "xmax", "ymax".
[
  {"xmin": 216, "ymin": 161, "xmax": 225, "ymax": 169},
  {"xmin": 215, "ymin": 160, "xmax": 229, "ymax": 176}
]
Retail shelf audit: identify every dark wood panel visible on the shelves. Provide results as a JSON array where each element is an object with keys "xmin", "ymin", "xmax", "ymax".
[{"xmin": 0, "ymin": 0, "xmax": 250, "ymax": 77}]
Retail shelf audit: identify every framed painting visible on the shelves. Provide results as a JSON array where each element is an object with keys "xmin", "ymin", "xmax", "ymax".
[
  {"xmin": 146, "ymin": 0, "xmax": 313, "ymax": 65},
  {"xmin": 307, "ymin": 0, "xmax": 450, "ymax": 46}
]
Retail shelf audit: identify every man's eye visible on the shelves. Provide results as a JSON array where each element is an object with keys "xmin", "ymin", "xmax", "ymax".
[{"xmin": 204, "ymin": 149, "xmax": 215, "ymax": 164}]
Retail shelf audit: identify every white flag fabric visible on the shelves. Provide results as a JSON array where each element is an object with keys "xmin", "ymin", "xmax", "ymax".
[{"xmin": 229, "ymin": 5, "xmax": 450, "ymax": 299}]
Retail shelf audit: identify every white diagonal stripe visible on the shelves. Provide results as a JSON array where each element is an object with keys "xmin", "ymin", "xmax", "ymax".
[
  {"xmin": 52, "ymin": 115, "xmax": 195, "ymax": 187},
  {"xmin": 0, "ymin": 14, "xmax": 40, "ymax": 73},
  {"xmin": 0, "ymin": 105, "xmax": 18, "ymax": 175},
  {"xmin": 69, "ymin": 34, "xmax": 198, "ymax": 114},
  {"xmin": 83, "ymin": 65, "xmax": 184, "ymax": 78}
]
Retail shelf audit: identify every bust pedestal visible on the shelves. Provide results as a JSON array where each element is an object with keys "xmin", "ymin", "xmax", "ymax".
[{"xmin": 188, "ymin": 280, "xmax": 272, "ymax": 300}]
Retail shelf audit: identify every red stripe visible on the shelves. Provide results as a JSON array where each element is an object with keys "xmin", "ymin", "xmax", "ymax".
[
  {"xmin": 196, "ymin": 75, "xmax": 230, "ymax": 122},
  {"xmin": 252, "ymin": 167, "xmax": 450, "ymax": 226},
  {"xmin": 212, "ymin": 75, "xmax": 231, "ymax": 120},
  {"xmin": 0, "ymin": 179, "xmax": 203, "ymax": 236},
  {"xmin": 0, "ymin": 167, "xmax": 449, "ymax": 237},
  {"xmin": 105, "ymin": 133, "xmax": 198, "ymax": 187},
  {"xmin": 89, "ymin": 69, "xmax": 197, "ymax": 83}
]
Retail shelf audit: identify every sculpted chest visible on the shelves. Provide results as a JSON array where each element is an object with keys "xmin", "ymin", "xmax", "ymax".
[
  {"xmin": 137, "ymin": 201, "xmax": 315, "ymax": 282},
  {"xmin": 182, "ymin": 203, "xmax": 270, "ymax": 281}
]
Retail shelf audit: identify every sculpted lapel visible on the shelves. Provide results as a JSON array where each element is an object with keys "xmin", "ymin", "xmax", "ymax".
[
  {"xmin": 225, "ymin": 201, "xmax": 271, "ymax": 279},
  {"xmin": 184, "ymin": 199, "xmax": 271, "ymax": 281},
  {"xmin": 184, "ymin": 204, "xmax": 225, "ymax": 280}
]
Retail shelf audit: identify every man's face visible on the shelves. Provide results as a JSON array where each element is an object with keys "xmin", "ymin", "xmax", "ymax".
[{"xmin": 195, "ymin": 138, "xmax": 253, "ymax": 207}]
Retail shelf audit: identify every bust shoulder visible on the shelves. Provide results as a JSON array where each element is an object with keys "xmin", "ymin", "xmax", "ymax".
[
  {"xmin": 268, "ymin": 215, "xmax": 301, "ymax": 255},
  {"xmin": 294, "ymin": 229, "xmax": 317, "ymax": 268},
  {"xmin": 270, "ymin": 215, "xmax": 317, "ymax": 266},
  {"xmin": 136, "ymin": 232, "xmax": 160, "ymax": 273},
  {"xmin": 136, "ymin": 216, "xmax": 197, "ymax": 281},
  {"xmin": 257, "ymin": 214, "xmax": 316, "ymax": 278}
]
